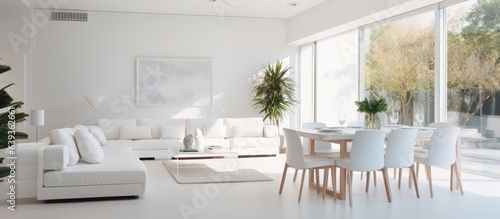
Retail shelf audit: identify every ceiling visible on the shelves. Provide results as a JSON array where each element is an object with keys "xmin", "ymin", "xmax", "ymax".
[{"xmin": 20, "ymin": 0, "xmax": 328, "ymax": 19}]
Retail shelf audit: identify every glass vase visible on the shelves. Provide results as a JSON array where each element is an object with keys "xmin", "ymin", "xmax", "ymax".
[{"xmin": 365, "ymin": 113, "xmax": 381, "ymax": 129}]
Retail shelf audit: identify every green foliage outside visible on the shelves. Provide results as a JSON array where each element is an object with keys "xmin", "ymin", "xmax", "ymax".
[
  {"xmin": 365, "ymin": 0, "xmax": 499, "ymax": 126},
  {"xmin": 0, "ymin": 60, "xmax": 29, "ymax": 181}
]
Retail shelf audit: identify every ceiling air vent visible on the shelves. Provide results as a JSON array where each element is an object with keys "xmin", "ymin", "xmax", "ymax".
[{"xmin": 51, "ymin": 11, "xmax": 88, "ymax": 22}]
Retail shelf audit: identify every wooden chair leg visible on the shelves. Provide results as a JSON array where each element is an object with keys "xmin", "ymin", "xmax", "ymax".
[
  {"xmin": 450, "ymin": 164, "xmax": 454, "ymax": 191},
  {"xmin": 426, "ymin": 164, "xmax": 433, "ymax": 198},
  {"xmin": 331, "ymin": 166, "xmax": 337, "ymax": 201},
  {"xmin": 409, "ymin": 168, "xmax": 413, "ymax": 189},
  {"xmin": 293, "ymin": 169, "xmax": 298, "ymax": 182},
  {"xmin": 409, "ymin": 165, "xmax": 420, "ymax": 198},
  {"xmin": 416, "ymin": 162, "xmax": 419, "ymax": 179},
  {"xmin": 398, "ymin": 168, "xmax": 402, "ymax": 189},
  {"xmin": 453, "ymin": 163, "xmax": 464, "ymax": 195},
  {"xmin": 382, "ymin": 168, "xmax": 392, "ymax": 203},
  {"xmin": 365, "ymin": 172, "xmax": 371, "ymax": 193},
  {"xmin": 316, "ymin": 168, "xmax": 320, "ymax": 193},
  {"xmin": 348, "ymin": 170, "xmax": 353, "ymax": 207},
  {"xmin": 323, "ymin": 167, "xmax": 329, "ymax": 199},
  {"xmin": 298, "ymin": 169, "xmax": 306, "ymax": 202},
  {"xmin": 279, "ymin": 163, "xmax": 288, "ymax": 194},
  {"xmin": 373, "ymin": 171, "xmax": 377, "ymax": 186},
  {"xmin": 393, "ymin": 168, "xmax": 397, "ymax": 179}
]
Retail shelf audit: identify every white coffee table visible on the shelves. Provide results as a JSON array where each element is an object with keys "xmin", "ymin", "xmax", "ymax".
[{"xmin": 166, "ymin": 146, "xmax": 239, "ymax": 175}]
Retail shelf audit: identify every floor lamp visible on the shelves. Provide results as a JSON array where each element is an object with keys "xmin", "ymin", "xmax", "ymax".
[
  {"xmin": 31, "ymin": 110, "xmax": 44, "ymax": 143},
  {"xmin": 80, "ymin": 95, "xmax": 105, "ymax": 124}
]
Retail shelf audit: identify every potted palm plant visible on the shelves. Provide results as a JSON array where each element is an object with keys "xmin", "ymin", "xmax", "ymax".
[
  {"xmin": 252, "ymin": 60, "xmax": 297, "ymax": 127},
  {"xmin": 0, "ymin": 60, "xmax": 29, "ymax": 181}
]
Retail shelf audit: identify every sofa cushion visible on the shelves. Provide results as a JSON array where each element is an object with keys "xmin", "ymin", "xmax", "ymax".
[
  {"xmin": 129, "ymin": 139, "xmax": 182, "ymax": 150},
  {"xmin": 224, "ymin": 118, "xmax": 264, "ymax": 138},
  {"xmin": 233, "ymin": 126, "xmax": 263, "ymax": 137},
  {"xmin": 119, "ymin": 125, "xmax": 152, "ymax": 140},
  {"xmin": 203, "ymin": 124, "xmax": 226, "ymax": 138},
  {"xmin": 97, "ymin": 119, "xmax": 137, "ymax": 140},
  {"xmin": 105, "ymin": 139, "xmax": 182, "ymax": 150},
  {"xmin": 229, "ymin": 137, "xmax": 279, "ymax": 148},
  {"xmin": 160, "ymin": 124, "xmax": 185, "ymax": 139},
  {"xmin": 89, "ymin": 125, "xmax": 107, "ymax": 145},
  {"xmin": 263, "ymin": 125, "xmax": 279, "ymax": 138},
  {"xmin": 138, "ymin": 118, "xmax": 185, "ymax": 139},
  {"xmin": 186, "ymin": 118, "xmax": 224, "ymax": 136},
  {"xmin": 49, "ymin": 129, "xmax": 80, "ymax": 166},
  {"xmin": 75, "ymin": 130, "xmax": 105, "ymax": 164},
  {"xmin": 43, "ymin": 158, "xmax": 147, "ymax": 187}
]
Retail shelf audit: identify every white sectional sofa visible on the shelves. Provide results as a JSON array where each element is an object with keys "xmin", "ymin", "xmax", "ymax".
[
  {"xmin": 0, "ymin": 117, "xmax": 278, "ymax": 201},
  {"xmin": 96, "ymin": 117, "xmax": 280, "ymax": 158}
]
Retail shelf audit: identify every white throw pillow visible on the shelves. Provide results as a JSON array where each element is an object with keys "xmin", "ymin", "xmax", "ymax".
[
  {"xmin": 160, "ymin": 124, "xmax": 185, "ymax": 139},
  {"xmin": 120, "ymin": 125, "xmax": 152, "ymax": 140},
  {"xmin": 73, "ymin": 125, "xmax": 89, "ymax": 132},
  {"xmin": 232, "ymin": 126, "xmax": 263, "ymax": 137},
  {"xmin": 96, "ymin": 119, "xmax": 137, "ymax": 140},
  {"xmin": 88, "ymin": 125, "xmax": 107, "ymax": 146},
  {"xmin": 224, "ymin": 118, "xmax": 264, "ymax": 138},
  {"xmin": 74, "ymin": 130, "xmax": 104, "ymax": 164},
  {"xmin": 138, "ymin": 118, "xmax": 185, "ymax": 139},
  {"xmin": 49, "ymin": 129, "xmax": 80, "ymax": 165},
  {"xmin": 203, "ymin": 124, "xmax": 226, "ymax": 138}
]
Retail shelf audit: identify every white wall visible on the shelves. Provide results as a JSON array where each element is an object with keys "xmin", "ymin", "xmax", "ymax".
[
  {"xmin": 287, "ymin": 0, "xmax": 446, "ymax": 45},
  {"xmin": 30, "ymin": 10, "xmax": 296, "ymax": 138}
]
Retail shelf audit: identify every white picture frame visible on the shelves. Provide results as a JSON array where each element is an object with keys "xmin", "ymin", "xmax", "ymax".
[{"xmin": 136, "ymin": 57, "xmax": 212, "ymax": 106}]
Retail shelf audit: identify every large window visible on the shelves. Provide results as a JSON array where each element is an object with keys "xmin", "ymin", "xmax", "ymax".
[
  {"xmin": 298, "ymin": 0, "xmax": 500, "ymax": 178},
  {"xmin": 316, "ymin": 30, "xmax": 359, "ymax": 126},
  {"xmin": 446, "ymin": 0, "xmax": 500, "ymax": 176},
  {"xmin": 299, "ymin": 44, "xmax": 314, "ymax": 124},
  {"xmin": 362, "ymin": 11, "xmax": 436, "ymax": 127}
]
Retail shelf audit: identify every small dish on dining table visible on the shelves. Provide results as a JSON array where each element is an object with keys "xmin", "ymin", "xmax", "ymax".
[{"xmin": 317, "ymin": 127, "xmax": 343, "ymax": 133}]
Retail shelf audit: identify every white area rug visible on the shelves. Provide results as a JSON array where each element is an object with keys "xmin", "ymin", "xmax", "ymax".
[{"xmin": 163, "ymin": 161, "xmax": 273, "ymax": 184}]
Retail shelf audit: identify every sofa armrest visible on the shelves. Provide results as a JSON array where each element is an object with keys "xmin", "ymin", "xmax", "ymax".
[
  {"xmin": 263, "ymin": 125, "xmax": 279, "ymax": 138},
  {"xmin": 40, "ymin": 145, "xmax": 69, "ymax": 171}
]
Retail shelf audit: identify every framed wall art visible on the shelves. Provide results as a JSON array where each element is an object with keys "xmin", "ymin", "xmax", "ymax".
[{"xmin": 136, "ymin": 57, "xmax": 212, "ymax": 106}]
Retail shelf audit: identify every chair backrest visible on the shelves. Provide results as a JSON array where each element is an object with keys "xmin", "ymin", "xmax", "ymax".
[
  {"xmin": 283, "ymin": 128, "xmax": 306, "ymax": 169},
  {"xmin": 349, "ymin": 130, "xmax": 387, "ymax": 171},
  {"xmin": 301, "ymin": 122, "xmax": 331, "ymax": 150},
  {"xmin": 427, "ymin": 127, "xmax": 460, "ymax": 166},
  {"xmin": 385, "ymin": 128, "xmax": 418, "ymax": 168},
  {"xmin": 429, "ymin": 122, "xmax": 454, "ymax": 128}
]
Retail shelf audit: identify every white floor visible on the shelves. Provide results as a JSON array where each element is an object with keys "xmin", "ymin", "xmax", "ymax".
[{"xmin": 2, "ymin": 155, "xmax": 500, "ymax": 219}]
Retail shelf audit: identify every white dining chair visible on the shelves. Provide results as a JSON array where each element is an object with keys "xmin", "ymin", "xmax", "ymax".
[
  {"xmin": 383, "ymin": 128, "xmax": 420, "ymax": 198},
  {"xmin": 414, "ymin": 122, "xmax": 455, "ymax": 178},
  {"xmin": 279, "ymin": 128, "xmax": 336, "ymax": 202},
  {"xmin": 297, "ymin": 122, "xmax": 339, "ymax": 183},
  {"xmin": 332, "ymin": 130, "xmax": 391, "ymax": 206},
  {"xmin": 414, "ymin": 127, "xmax": 463, "ymax": 198},
  {"xmin": 302, "ymin": 122, "xmax": 337, "ymax": 153}
]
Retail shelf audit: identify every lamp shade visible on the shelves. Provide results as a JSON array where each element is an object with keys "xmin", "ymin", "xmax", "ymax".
[
  {"xmin": 31, "ymin": 110, "xmax": 45, "ymax": 126},
  {"xmin": 84, "ymin": 95, "xmax": 106, "ymax": 108}
]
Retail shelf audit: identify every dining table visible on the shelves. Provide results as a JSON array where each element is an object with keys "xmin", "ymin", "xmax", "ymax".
[{"xmin": 294, "ymin": 126, "xmax": 463, "ymax": 200}]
